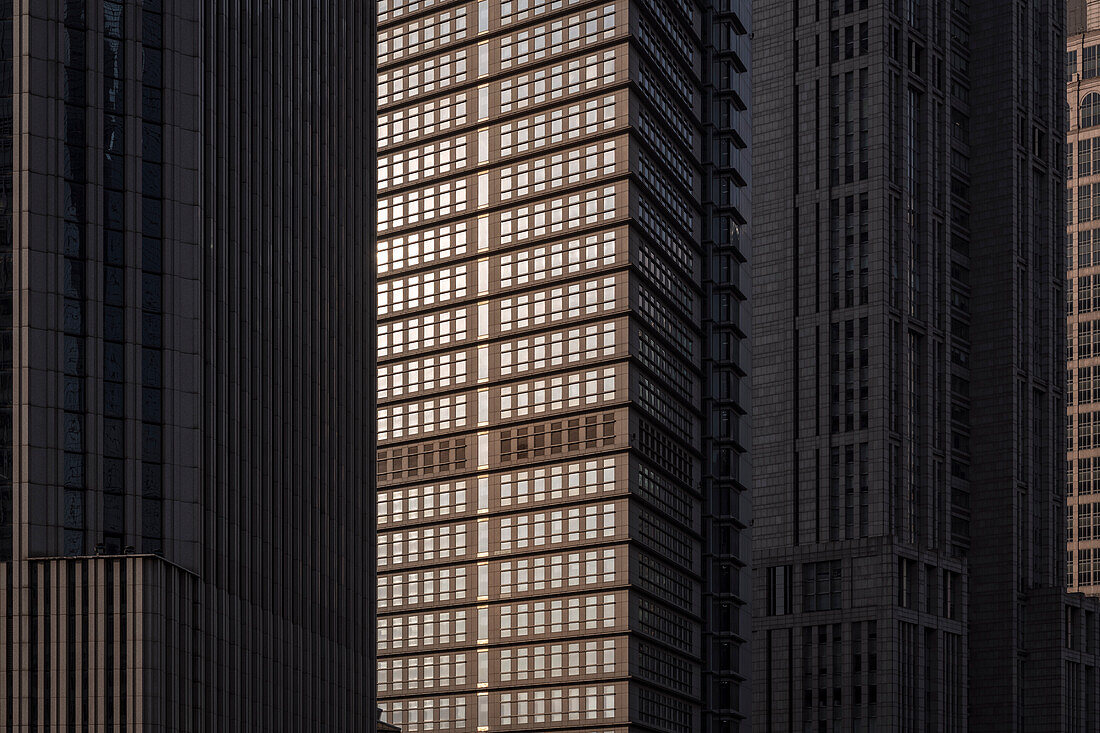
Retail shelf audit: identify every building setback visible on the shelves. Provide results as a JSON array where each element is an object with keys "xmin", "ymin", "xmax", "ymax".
[
  {"xmin": 755, "ymin": 0, "xmax": 1100, "ymax": 730},
  {"xmin": 374, "ymin": 0, "xmax": 750, "ymax": 730},
  {"xmin": 0, "ymin": 2, "xmax": 376, "ymax": 729}
]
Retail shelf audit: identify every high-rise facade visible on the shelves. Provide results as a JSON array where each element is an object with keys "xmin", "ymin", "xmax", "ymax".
[
  {"xmin": 0, "ymin": 2, "xmax": 376, "ymax": 729},
  {"xmin": 374, "ymin": 0, "xmax": 751, "ymax": 730},
  {"xmin": 1068, "ymin": 0, "xmax": 1100, "ymax": 600},
  {"xmin": 755, "ymin": 0, "xmax": 1100, "ymax": 730}
]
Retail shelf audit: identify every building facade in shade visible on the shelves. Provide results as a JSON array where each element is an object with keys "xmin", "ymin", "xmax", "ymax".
[
  {"xmin": 755, "ymin": 0, "xmax": 1100, "ymax": 730},
  {"xmin": 0, "ymin": 1, "xmax": 375, "ymax": 729},
  {"xmin": 374, "ymin": 0, "xmax": 750, "ymax": 730}
]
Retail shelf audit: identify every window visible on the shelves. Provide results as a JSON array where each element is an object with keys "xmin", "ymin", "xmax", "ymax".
[
  {"xmin": 767, "ymin": 566, "xmax": 792, "ymax": 615},
  {"xmin": 803, "ymin": 560, "xmax": 842, "ymax": 612},
  {"xmin": 499, "ymin": 457, "xmax": 618, "ymax": 507},
  {"xmin": 1086, "ymin": 45, "xmax": 1099, "ymax": 79},
  {"xmin": 1082, "ymin": 93, "xmax": 1100, "ymax": 128},
  {"xmin": 499, "ymin": 321, "xmax": 617, "ymax": 376},
  {"xmin": 378, "ymin": 565, "xmax": 470, "ymax": 609},
  {"xmin": 379, "ymin": 522, "xmax": 470, "ymax": 568}
]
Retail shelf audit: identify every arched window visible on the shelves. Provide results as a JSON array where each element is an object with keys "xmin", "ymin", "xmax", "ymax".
[{"xmin": 1083, "ymin": 93, "xmax": 1100, "ymax": 128}]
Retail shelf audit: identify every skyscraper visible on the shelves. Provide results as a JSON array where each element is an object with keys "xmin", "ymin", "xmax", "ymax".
[
  {"xmin": 1067, "ymin": 0, "xmax": 1100, "ymax": 600},
  {"xmin": 0, "ymin": 2, "xmax": 375, "ymax": 728},
  {"xmin": 755, "ymin": 0, "xmax": 1100, "ymax": 730},
  {"xmin": 375, "ymin": 0, "xmax": 751, "ymax": 729}
]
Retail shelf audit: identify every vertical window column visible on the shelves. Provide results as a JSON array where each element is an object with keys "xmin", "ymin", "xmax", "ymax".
[
  {"xmin": 61, "ymin": 2, "xmax": 87, "ymax": 555},
  {"xmin": 102, "ymin": 0, "xmax": 125, "ymax": 552},
  {"xmin": 140, "ymin": 0, "xmax": 164, "ymax": 552}
]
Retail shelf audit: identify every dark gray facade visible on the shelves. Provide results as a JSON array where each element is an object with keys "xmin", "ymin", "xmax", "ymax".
[
  {"xmin": 0, "ymin": 1, "xmax": 376, "ymax": 729},
  {"xmin": 754, "ymin": 0, "xmax": 1100, "ymax": 730},
  {"xmin": 373, "ymin": 0, "xmax": 750, "ymax": 730}
]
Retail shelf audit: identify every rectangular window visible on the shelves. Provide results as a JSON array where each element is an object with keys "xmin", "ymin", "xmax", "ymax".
[
  {"xmin": 766, "ymin": 565, "xmax": 792, "ymax": 615},
  {"xmin": 478, "ymin": 85, "xmax": 490, "ymax": 120}
]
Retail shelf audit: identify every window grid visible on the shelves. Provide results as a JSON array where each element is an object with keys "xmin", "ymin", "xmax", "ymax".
[
  {"xmin": 379, "ymin": 609, "xmax": 470, "ymax": 653},
  {"xmin": 499, "ymin": 367, "xmax": 617, "ymax": 419},
  {"xmin": 499, "ymin": 6, "xmax": 617, "ymax": 71},
  {"xmin": 379, "ymin": 92, "xmax": 469, "ymax": 150},
  {"xmin": 499, "ymin": 186, "xmax": 617, "ymax": 245},
  {"xmin": 379, "ymin": 50, "xmax": 469, "ymax": 108},
  {"xmin": 498, "ymin": 638, "xmax": 617, "ymax": 682},
  {"xmin": 499, "ymin": 685, "xmax": 618, "ymax": 727},
  {"xmin": 379, "ymin": 6, "xmax": 469, "ymax": 66},
  {"xmin": 499, "ymin": 593, "xmax": 618, "ymax": 639},
  {"xmin": 499, "ymin": 502, "xmax": 618, "ymax": 552},
  {"xmin": 499, "ymin": 457, "xmax": 618, "ymax": 508},
  {"xmin": 379, "ymin": 351, "xmax": 470, "ymax": 401},
  {"xmin": 499, "ymin": 140, "xmax": 618, "ymax": 202},
  {"xmin": 499, "ymin": 0, "xmax": 585, "ymax": 27},
  {"xmin": 499, "ymin": 322, "xmax": 617, "ymax": 377},
  {"xmin": 379, "ymin": 265, "xmax": 469, "ymax": 317},
  {"xmin": 379, "ymin": 522, "xmax": 470, "ymax": 568},
  {"xmin": 499, "ymin": 50, "xmax": 618, "ymax": 114},
  {"xmin": 378, "ymin": 307, "xmax": 470, "ymax": 359},
  {"xmin": 378, "ymin": 393, "xmax": 469, "ymax": 442},
  {"xmin": 499, "ymin": 96, "xmax": 617, "ymax": 159},
  {"xmin": 498, "ymin": 277, "xmax": 618, "ymax": 333},
  {"xmin": 378, "ymin": 177, "xmax": 469, "ymax": 234},
  {"xmin": 378, "ymin": 566, "xmax": 470, "ymax": 609},
  {"xmin": 379, "ymin": 479, "xmax": 470, "ymax": 527},
  {"xmin": 379, "ymin": 221, "xmax": 469, "ymax": 276},
  {"xmin": 379, "ymin": 135, "xmax": 470, "ymax": 192},
  {"xmin": 380, "ymin": 695, "xmax": 469, "ymax": 732},
  {"xmin": 379, "ymin": 652, "xmax": 469, "ymax": 694},
  {"xmin": 499, "ymin": 547, "xmax": 618, "ymax": 596}
]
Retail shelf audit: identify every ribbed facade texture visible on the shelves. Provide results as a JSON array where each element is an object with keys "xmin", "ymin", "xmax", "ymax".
[
  {"xmin": 0, "ymin": 1, "xmax": 376, "ymax": 729},
  {"xmin": 756, "ymin": 0, "xmax": 1100, "ymax": 730},
  {"xmin": 374, "ymin": 0, "xmax": 750, "ymax": 730}
]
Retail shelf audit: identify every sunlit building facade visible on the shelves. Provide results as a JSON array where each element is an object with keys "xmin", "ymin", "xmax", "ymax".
[{"xmin": 375, "ymin": 0, "xmax": 752, "ymax": 730}]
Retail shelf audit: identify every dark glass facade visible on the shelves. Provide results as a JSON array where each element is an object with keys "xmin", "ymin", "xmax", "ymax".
[{"xmin": 0, "ymin": 3, "xmax": 376, "ymax": 728}]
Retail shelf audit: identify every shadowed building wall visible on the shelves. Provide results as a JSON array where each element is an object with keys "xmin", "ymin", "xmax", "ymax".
[
  {"xmin": 0, "ymin": 1, "xmax": 376, "ymax": 729},
  {"xmin": 755, "ymin": 0, "xmax": 1100, "ymax": 730}
]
